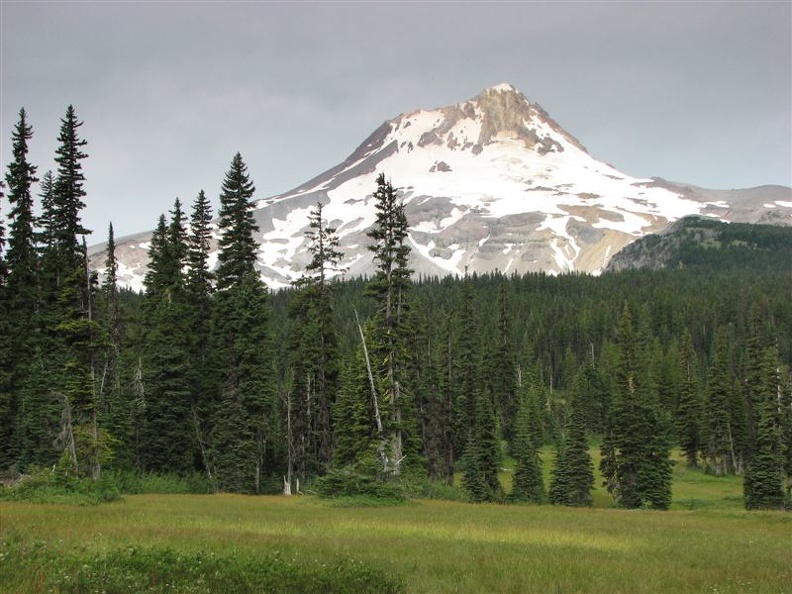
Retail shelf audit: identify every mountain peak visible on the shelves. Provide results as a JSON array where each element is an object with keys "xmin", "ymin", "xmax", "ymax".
[
  {"xmin": 90, "ymin": 86, "xmax": 792, "ymax": 291},
  {"xmin": 480, "ymin": 82, "xmax": 522, "ymax": 95}
]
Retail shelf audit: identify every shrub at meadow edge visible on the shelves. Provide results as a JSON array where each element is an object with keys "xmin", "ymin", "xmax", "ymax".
[{"xmin": 0, "ymin": 538, "xmax": 403, "ymax": 594}]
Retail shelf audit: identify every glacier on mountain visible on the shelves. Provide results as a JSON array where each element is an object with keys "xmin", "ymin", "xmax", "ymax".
[{"xmin": 88, "ymin": 84, "xmax": 792, "ymax": 291}]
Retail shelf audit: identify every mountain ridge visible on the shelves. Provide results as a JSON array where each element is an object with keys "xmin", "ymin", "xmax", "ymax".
[{"xmin": 88, "ymin": 84, "xmax": 792, "ymax": 291}]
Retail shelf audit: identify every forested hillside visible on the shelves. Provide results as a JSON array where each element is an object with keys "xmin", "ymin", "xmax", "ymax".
[
  {"xmin": 2, "ymin": 107, "xmax": 790, "ymax": 511},
  {"xmin": 606, "ymin": 215, "xmax": 792, "ymax": 272}
]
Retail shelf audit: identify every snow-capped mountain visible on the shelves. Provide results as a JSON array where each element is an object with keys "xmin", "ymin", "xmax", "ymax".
[{"xmin": 88, "ymin": 84, "xmax": 792, "ymax": 291}]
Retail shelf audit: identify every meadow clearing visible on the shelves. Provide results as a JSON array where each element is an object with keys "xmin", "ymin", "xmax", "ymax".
[{"xmin": 1, "ymin": 454, "xmax": 789, "ymax": 593}]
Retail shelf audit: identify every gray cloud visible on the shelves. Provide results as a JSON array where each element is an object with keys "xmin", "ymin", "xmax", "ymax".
[{"xmin": 1, "ymin": 1, "xmax": 789, "ymax": 239}]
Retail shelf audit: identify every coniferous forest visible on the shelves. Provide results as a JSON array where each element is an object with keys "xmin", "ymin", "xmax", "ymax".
[{"xmin": 2, "ymin": 108, "xmax": 791, "ymax": 511}]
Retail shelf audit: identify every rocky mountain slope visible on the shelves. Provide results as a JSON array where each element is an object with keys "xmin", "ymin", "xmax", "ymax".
[{"xmin": 88, "ymin": 84, "xmax": 792, "ymax": 291}]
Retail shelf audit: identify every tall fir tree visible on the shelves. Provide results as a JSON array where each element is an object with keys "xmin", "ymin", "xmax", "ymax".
[
  {"xmin": 2, "ymin": 109, "xmax": 39, "ymax": 467},
  {"xmin": 211, "ymin": 271, "xmax": 275, "ymax": 492},
  {"xmin": 600, "ymin": 303, "xmax": 672, "ymax": 509},
  {"xmin": 21, "ymin": 106, "xmax": 99, "ymax": 476},
  {"xmin": 210, "ymin": 153, "xmax": 276, "ymax": 493},
  {"xmin": 287, "ymin": 202, "xmax": 343, "ymax": 485},
  {"xmin": 97, "ymin": 223, "xmax": 129, "ymax": 468},
  {"xmin": 5, "ymin": 108, "xmax": 39, "ymax": 308},
  {"xmin": 743, "ymin": 346, "xmax": 786, "ymax": 510},
  {"xmin": 676, "ymin": 330, "xmax": 702, "ymax": 468},
  {"xmin": 0, "ymin": 180, "xmax": 11, "ymax": 469},
  {"xmin": 456, "ymin": 275, "xmax": 501, "ymax": 502},
  {"xmin": 42, "ymin": 105, "xmax": 90, "ymax": 297},
  {"xmin": 215, "ymin": 153, "xmax": 258, "ymax": 290},
  {"xmin": 331, "ymin": 349, "xmax": 376, "ymax": 468},
  {"xmin": 140, "ymin": 202, "xmax": 193, "ymax": 474},
  {"xmin": 185, "ymin": 190, "xmax": 216, "ymax": 476},
  {"xmin": 490, "ymin": 283, "xmax": 518, "ymax": 445},
  {"xmin": 705, "ymin": 327, "xmax": 741, "ymax": 475},
  {"xmin": 511, "ymin": 386, "xmax": 545, "ymax": 503},
  {"xmin": 362, "ymin": 172, "xmax": 421, "ymax": 476},
  {"xmin": 549, "ymin": 368, "xmax": 594, "ymax": 506},
  {"xmin": 422, "ymin": 312, "xmax": 456, "ymax": 484}
]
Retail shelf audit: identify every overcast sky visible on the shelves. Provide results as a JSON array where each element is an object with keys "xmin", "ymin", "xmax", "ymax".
[{"xmin": 1, "ymin": 1, "xmax": 790, "ymax": 240}]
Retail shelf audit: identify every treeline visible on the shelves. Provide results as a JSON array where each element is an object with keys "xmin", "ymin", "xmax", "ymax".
[{"xmin": 1, "ymin": 107, "xmax": 791, "ymax": 510}]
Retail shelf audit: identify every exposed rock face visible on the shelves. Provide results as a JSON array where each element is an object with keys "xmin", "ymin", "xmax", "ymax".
[{"xmin": 88, "ymin": 84, "xmax": 792, "ymax": 291}]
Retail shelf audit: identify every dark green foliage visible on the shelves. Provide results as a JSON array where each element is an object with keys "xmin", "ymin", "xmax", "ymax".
[
  {"xmin": 286, "ymin": 202, "xmax": 343, "ymax": 482},
  {"xmin": 3, "ymin": 108, "xmax": 792, "ymax": 506},
  {"xmin": 209, "ymin": 155, "xmax": 277, "ymax": 492},
  {"xmin": 210, "ymin": 272, "xmax": 275, "ymax": 493},
  {"xmin": 743, "ymin": 347, "xmax": 786, "ymax": 510},
  {"xmin": 316, "ymin": 448, "xmax": 407, "ymax": 504},
  {"xmin": 421, "ymin": 313, "xmax": 456, "ymax": 484},
  {"xmin": 140, "ymin": 202, "xmax": 194, "ymax": 475},
  {"xmin": 361, "ymin": 173, "xmax": 422, "ymax": 477},
  {"xmin": 215, "ymin": 152, "xmax": 258, "ymax": 290},
  {"xmin": 96, "ymin": 223, "xmax": 130, "ymax": 468},
  {"xmin": 0, "ymin": 463, "xmax": 122, "ymax": 505},
  {"xmin": 45, "ymin": 105, "xmax": 90, "ymax": 284},
  {"xmin": 704, "ymin": 327, "xmax": 741, "ymax": 475},
  {"xmin": 462, "ymin": 386, "xmax": 502, "ymax": 503},
  {"xmin": 2, "ymin": 110, "xmax": 39, "ymax": 468},
  {"xmin": 550, "ymin": 371, "xmax": 594, "ymax": 506},
  {"xmin": 5, "ymin": 108, "xmax": 39, "ymax": 303},
  {"xmin": 332, "ymin": 351, "xmax": 377, "ymax": 468},
  {"xmin": 511, "ymin": 388, "xmax": 545, "ymax": 503},
  {"xmin": 600, "ymin": 304, "xmax": 673, "ymax": 509},
  {"xmin": 608, "ymin": 215, "xmax": 792, "ymax": 273},
  {"xmin": 489, "ymin": 284, "xmax": 518, "ymax": 443},
  {"xmin": 676, "ymin": 330, "xmax": 702, "ymax": 468},
  {"xmin": 184, "ymin": 190, "xmax": 216, "ymax": 474},
  {"xmin": 41, "ymin": 546, "xmax": 404, "ymax": 594},
  {"xmin": 454, "ymin": 277, "xmax": 482, "ymax": 456}
]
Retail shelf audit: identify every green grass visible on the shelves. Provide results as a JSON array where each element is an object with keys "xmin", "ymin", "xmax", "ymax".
[
  {"xmin": 1, "ymin": 450, "xmax": 788, "ymax": 593},
  {"xmin": 3, "ymin": 455, "xmax": 791, "ymax": 594}
]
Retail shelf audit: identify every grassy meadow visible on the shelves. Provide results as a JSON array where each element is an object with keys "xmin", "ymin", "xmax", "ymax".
[{"xmin": 2, "ymin": 452, "xmax": 790, "ymax": 593}]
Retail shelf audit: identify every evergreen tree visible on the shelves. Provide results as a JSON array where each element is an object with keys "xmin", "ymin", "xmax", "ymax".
[
  {"xmin": 550, "ymin": 369, "xmax": 594, "ymax": 506},
  {"xmin": 744, "ymin": 302, "xmax": 766, "ymax": 464},
  {"xmin": 287, "ymin": 202, "xmax": 343, "ymax": 484},
  {"xmin": 420, "ymin": 312, "xmax": 456, "ymax": 483},
  {"xmin": 462, "ymin": 385, "xmax": 501, "ymax": 502},
  {"xmin": 490, "ymin": 284, "xmax": 518, "ymax": 444},
  {"xmin": 54, "ymin": 239, "xmax": 104, "ymax": 479},
  {"xmin": 705, "ymin": 327, "xmax": 740, "ymax": 475},
  {"xmin": 676, "ymin": 330, "xmax": 702, "ymax": 468},
  {"xmin": 331, "ymin": 350, "xmax": 376, "ymax": 468},
  {"xmin": 140, "ymin": 202, "xmax": 193, "ymax": 475},
  {"xmin": 454, "ymin": 275, "xmax": 481, "ymax": 457},
  {"xmin": 511, "ymin": 387, "xmax": 545, "ymax": 503},
  {"xmin": 211, "ymin": 271, "xmax": 275, "ymax": 493},
  {"xmin": 600, "ymin": 303, "xmax": 672, "ymax": 509},
  {"xmin": 5, "ymin": 108, "xmax": 39, "ymax": 303},
  {"xmin": 0, "ymin": 180, "xmax": 11, "ymax": 469},
  {"xmin": 185, "ymin": 190, "xmax": 215, "ymax": 476},
  {"xmin": 97, "ymin": 223, "xmax": 129, "ymax": 468},
  {"xmin": 36, "ymin": 171, "xmax": 56, "ymax": 254},
  {"xmin": 743, "ymin": 346, "xmax": 786, "ymax": 510},
  {"xmin": 2, "ymin": 109, "xmax": 39, "ymax": 467},
  {"xmin": 25, "ymin": 106, "xmax": 99, "ymax": 477},
  {"xmin": 215, "ymin": 153, "xmax": 258, "ymax": 290},
  {"xmin": 362, "ymin": 173, "xmax": 421, "ymax": 476},
  {"xmin": 210, "ymin": 153, "xmax": 276, "ymax": 493},
  {"xmin": 456, "ymin": 276, "xmax": 501, "ymax": 502},
  {"xmin": 42, "ymin": 105, "xmax": 90, "ymax": 293}
]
